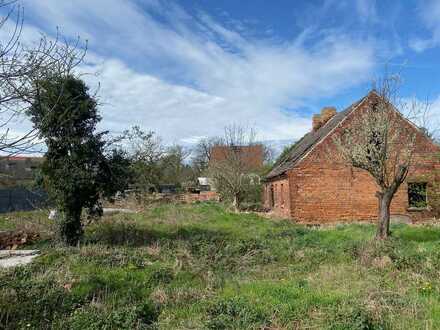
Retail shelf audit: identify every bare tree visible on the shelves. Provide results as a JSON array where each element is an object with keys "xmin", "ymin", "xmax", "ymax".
[
  {"xmin": 333, "ymin": 75, "xmax": 427, "ymax": 239},
  {"xmin": 160, "ymin": 144, "xmax": 193, "ymax": 188},
  {"xmin": 208, "ymin": 125, "xmax": 263, "ymax": 211},
  {"xmin": 405, "ymin": 96, "xmax": 439, "ymax": 141},
  {"xmin": 0, "ymin": 1, "xmax": 86, "ymax": 155},
  {"xmin": 124, "ymin": 126, "xmax": 163, "ymax": 163},
  {"xmin": 192, "ymin": 136, "xmax": 222, "ymax": 176},
  {"xmin": 122, "ymin": 126, "xmax": 164, "ymax": 192}
]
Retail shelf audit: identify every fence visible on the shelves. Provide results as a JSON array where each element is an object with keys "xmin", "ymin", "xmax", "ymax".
[{"xmin": 0, "ymin": 188, "xmax": 48, "ymax": 213}]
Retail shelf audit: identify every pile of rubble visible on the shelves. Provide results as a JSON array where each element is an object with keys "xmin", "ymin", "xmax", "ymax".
[
  {"xmin": 0, "ymin": 231, "xmax": 41, "ymax": 268},
  {"xmin": 0, "ymin": 230, "xmax": 40, "ymax": 250}
]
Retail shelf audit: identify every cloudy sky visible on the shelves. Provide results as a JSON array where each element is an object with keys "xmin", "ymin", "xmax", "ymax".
[{"xmin": 6, "ymin": 0, "xmax": 440, "ymax": 145}]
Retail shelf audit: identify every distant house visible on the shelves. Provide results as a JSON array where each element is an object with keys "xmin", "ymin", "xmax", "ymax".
[
  {"xmin": 0, "ymin": 156, "xmax": 43, "ymax": 187},
  {"xmin": 207, "ymin": 144, "xmax": 264, "ymax": 193},
  {"xmin": 209, "ymin": 145, "xmax": 264, "ymax": 172},
  {"xmin": 263, "ymin": 91, "xmax": 440, "ymax": 223}
]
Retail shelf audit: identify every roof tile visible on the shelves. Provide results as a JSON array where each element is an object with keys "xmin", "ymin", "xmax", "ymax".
[{"xmin": 265, "ymin": 95, "xmax": 367, "ymax": 179}]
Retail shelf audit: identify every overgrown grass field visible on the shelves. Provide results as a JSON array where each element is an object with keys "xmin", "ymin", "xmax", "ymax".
[{"xmin": 2, "ymin": 202, "xmax": 440, "ymax": 329}]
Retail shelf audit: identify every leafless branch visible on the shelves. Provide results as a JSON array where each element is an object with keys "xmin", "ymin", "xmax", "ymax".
[{"xmin": 0, "ymin": 2, "xmax": 87, "ymax": 155}]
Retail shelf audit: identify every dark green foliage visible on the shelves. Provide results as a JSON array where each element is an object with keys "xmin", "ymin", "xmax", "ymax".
[
  {"xmin": 103, "ymin": 149, "xmax": 133, "ymax": 200},
  {"xmin": 27, "ymin": 76, "xmax": 131, "ymax": 245}
]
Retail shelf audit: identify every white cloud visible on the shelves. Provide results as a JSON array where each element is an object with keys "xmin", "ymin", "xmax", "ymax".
[
  {"xmin": 80, "ymin": 57, "xmax": 313, "ymax": 143},
  {"xmin": 10, "ymin": 0, "xmax": 379, "ymax": 144},
  {"xmin": 410, "ymin": 0, "xmax": 440, "ymax": 52}
]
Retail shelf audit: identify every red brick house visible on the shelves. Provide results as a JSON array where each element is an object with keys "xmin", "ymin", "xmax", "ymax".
[
  {"xmin": 263, "ymin": 91, "xmax": 440, "ymax": 223},
  {"xmin": 210, "ymin": 145, "xmax": 264, "ymax": 172}
]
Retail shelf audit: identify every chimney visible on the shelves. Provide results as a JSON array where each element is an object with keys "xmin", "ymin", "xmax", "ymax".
[
  {"xmin": 312, "ymin": 114, "xmax": 322, "ymax": 131},
  {"xmin": 320, "ymin": 107, "xmax": 337, "ymax": 126},
  {"xmin": 312, "ymin": 107, "xmax": 337, "ymax": 132}
]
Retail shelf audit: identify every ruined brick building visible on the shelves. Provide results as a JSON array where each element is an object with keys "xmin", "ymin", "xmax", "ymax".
[{"xmin": 263, "ymin": 91, "xmax": 440, "ymax": 223}]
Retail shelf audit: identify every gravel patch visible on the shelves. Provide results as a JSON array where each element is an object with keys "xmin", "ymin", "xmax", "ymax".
[{"xmin": 0, "ymin": 250, "xmax": 40, "ymax": 268}]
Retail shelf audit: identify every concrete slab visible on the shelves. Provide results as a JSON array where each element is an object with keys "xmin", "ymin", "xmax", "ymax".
[
  {"xmin": 0, "ymin": 250, "xmax": 40, "ymax": 268},
  {"xmin": 103, "ymin": 208, "xmax": 136, "ymax": 215},
  {"xmin": 47, "ymin": 208, "xmax": 137, "ymax": 220}
]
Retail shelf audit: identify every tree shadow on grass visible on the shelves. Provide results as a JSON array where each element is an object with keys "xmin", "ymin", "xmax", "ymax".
[
  {"xmin": 84, "ymin": 222, "xmax": 232, "ymax": 247},
  {"xmin": 393, "ymin": 226, "xmax": 440, "ymax": 242}
]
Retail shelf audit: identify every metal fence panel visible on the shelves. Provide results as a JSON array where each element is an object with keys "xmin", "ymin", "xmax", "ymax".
[{"xmin": 0, "ymin": 188, "xmax": 49, "ymax": 213}]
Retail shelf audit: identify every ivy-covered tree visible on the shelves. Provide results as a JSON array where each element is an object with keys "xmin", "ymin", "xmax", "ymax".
[{"xmin": 28, "ymin": 75, "xmax": 131, "ymax": 245}]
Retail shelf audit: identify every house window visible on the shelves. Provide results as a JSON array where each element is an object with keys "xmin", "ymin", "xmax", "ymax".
[{"xmin": 408, "ymin": 182, "xmax": 427, "ymax": 208}]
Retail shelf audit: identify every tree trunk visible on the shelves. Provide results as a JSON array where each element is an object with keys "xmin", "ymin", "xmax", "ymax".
[
  {"xmin": 376, "ymin": 191, "xmax": 393, "ymax": 239},
  {"xmin": 232, "ymin": 193, "xmax": 240, "ymax": 212},
  {"xmin": 59, "ymin": 207, "xmax": 83, "ymax": 246}
]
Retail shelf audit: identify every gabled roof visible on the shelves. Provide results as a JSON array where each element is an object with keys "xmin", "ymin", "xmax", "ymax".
[{"xmin": 265, "ymin": 94, "xmax": 369, "ymax": 180}]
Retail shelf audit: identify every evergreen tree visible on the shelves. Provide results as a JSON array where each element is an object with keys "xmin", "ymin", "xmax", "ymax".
[{"xmin": 28, "ymin": 75, "xmax": 131, "ymax": 245}]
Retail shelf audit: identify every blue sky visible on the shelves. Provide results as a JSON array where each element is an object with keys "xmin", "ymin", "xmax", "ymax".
[{"xmin": 7, "ymin": 0, "xmax": 440, "ymax": 144}]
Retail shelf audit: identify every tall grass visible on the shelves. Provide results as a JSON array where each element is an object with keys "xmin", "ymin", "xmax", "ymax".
[{"xmin": 1, "ymin": 202, "xmax": 440, "ymax": 329}]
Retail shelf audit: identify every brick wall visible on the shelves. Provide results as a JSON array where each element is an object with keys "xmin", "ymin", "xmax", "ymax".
[{"xmin": 263, "ymin": 176, "xmax": 291, "ymax": 218}]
